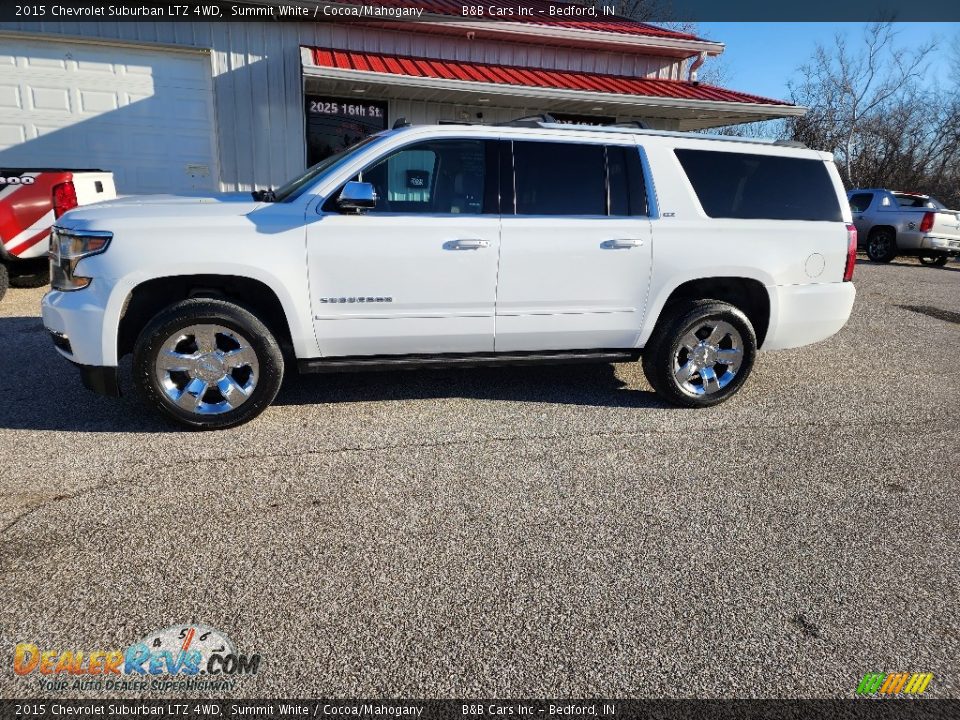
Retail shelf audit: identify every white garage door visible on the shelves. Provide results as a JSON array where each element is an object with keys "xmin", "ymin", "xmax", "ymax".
[{"xmin": 0, "ymin": 37, "xmax": 218, "ymax": 194}]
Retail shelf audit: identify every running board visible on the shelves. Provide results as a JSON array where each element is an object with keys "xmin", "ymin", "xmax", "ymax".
[{"xmin": 298, "ymin": 349, "xmax": 639, "ymax": 374}]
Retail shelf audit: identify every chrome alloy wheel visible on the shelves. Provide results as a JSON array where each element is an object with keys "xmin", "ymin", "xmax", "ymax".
[
  {"xmin": 155, "ymin": 324, "xmax": 259, "ymax": 415},
  {"xmin": 673, "ymin": 320, "xmax": 744, "ymax": 396}
]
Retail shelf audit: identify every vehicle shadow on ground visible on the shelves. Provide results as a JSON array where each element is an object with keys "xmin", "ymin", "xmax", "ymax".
[
  {"xmin": 273, "ymin": 361, "xmax": 663, "ymax": 411},
  {"xmin": 0, "ymin": 315, "xmax": 665, "ymax": 433}
]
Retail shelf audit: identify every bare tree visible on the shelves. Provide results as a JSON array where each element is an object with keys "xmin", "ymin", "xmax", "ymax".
[{"xmin": 787, "ymin": 22, "xmax": 937, "ymax": 188}]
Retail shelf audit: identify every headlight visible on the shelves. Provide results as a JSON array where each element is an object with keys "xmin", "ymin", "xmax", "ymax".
[{"xmin": 49, "ymin": 227, "xmax": 112, "ymax": 291}]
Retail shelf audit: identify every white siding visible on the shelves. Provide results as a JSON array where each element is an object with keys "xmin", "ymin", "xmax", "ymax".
[{"xmin": 0, "ymin": 21, "xmax": 686, "ymax": 190}]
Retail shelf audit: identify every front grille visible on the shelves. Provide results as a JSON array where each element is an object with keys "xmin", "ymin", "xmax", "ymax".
[{"xmin": 49, "ymin": 330, "xmax": 72, "ymax": 355}]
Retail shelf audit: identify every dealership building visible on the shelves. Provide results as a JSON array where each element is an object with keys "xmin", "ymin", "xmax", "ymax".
[{"xmin": 0, "ymin": 1, "xmax": 804, "ymax": 195}]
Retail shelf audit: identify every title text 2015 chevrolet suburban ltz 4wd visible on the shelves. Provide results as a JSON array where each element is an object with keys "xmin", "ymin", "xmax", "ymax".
[{"xmin": 42, "ymin": 122, "xmax": 857, "ymax": 429}]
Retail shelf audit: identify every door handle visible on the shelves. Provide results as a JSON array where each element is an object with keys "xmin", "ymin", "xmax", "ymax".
[
  {"xmin": 446, "ymin": 238, "xmax": 490, "ymax": 250},
  {"xmin": 602, "ymin": 238, "xmax": 644, "ymax": 249}
]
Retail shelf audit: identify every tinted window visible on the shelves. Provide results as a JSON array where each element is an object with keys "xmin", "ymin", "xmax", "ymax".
[
  {"xmin": 675, "ymin": 149, "xmax": 842, "ymax": 221},
  {"xmin": 355, "ymin": 139, "xmax": 494, "ymax": 214},
  {"xmin": 608, "ymin": 145, "xmax": 648, "ymax": 216},
  {"xmin": 514, "ymin": 142, "xmax": 606, "ymax": 215},
  {"xmin": 848, "ymin": 193, "xmax": 874, "ymax": 212}
]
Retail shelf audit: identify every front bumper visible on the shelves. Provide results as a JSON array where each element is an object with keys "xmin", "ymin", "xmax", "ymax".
[
  {"xmin": 43, "ymin": 288, "xmax": 122, "ymax": 396},
  {"xmin": 41, "ymin": 285, "xmax": 113, "ymax": 366}
]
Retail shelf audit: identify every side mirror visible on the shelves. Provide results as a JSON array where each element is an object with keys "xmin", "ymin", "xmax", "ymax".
[{"xmin": 337, "ymin": 181, "xmax": 377, "ymax": 212}]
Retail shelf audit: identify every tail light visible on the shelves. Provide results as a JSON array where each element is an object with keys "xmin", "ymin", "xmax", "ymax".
[
  {"xmin": 844, "ymin": 224, "xmax": 857, "ymax": 282},
  {"xmin": 919, "ymin": 211, "xmax": 935, "ymax": 233},
  {"xmin": 52, "ymin": 181, "xmax": 78, "ymax": 218}
]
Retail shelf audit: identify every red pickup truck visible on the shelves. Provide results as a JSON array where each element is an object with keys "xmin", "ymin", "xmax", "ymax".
[{"xmin": 0, "ymin": 168, "xmax": 116, "ymax": 301}]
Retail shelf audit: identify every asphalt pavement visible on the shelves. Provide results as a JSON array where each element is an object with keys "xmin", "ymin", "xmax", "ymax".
[{"xmin": 0, "ymin": 257, "xmax": 958, "ymax": 699}]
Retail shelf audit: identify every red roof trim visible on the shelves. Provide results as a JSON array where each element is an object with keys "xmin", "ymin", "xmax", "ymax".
[{"xmin": 308, "ymin": 48, "xmax": 793, "ymax": 107}]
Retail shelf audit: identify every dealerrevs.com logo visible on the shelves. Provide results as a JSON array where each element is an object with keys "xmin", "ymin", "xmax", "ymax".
[{"xmin": 13, "ymin": 624, "xmax": 261, "ymax": 693}]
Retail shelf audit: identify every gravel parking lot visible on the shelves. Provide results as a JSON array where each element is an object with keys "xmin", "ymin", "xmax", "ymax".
[{"xmin": 1, "ymin": 258, "xmax": 958, "ymax": 699}]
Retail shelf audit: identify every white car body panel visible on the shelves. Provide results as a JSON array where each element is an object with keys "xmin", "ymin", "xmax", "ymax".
[
  {"xmin": 495, "ymin": 214, "xmax": 652, "ymax": 352},
  {"xmin": 307, "ymin": 213, "xmax": 500, "ymax": 356},
  {"xmin": 44, "ymin": 198, "xmax": 316, "ymax": 365}
]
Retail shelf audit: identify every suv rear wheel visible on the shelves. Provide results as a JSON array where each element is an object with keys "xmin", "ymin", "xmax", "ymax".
[
  {"xmin": 642, "ymin": 300, "xmax": 757, "ymax": 408},
  {"xmin": 866, "ymin": 228, "xmax": 897, "ymax": 262},
  {"xmin": 133, "ymin": 298, "xmax": 284, "ymax": 429}
]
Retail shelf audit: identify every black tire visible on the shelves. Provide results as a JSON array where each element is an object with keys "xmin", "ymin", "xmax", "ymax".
[
  {"xmin": 133, "ymin": 298, "xmax": 284, "ymax": 430},
  {"xmin": 918, "ymin": 254, "xmax": 948, "ymax": 267},
  {"xmin": 9, "ymin": 258, "xmax": 50, "ymax": 288},
  {"xmin": 866, "ymin": 228, "xmax": 897, "ymax": 262},
  {"xmin": 0, "ymin": 263, "xmax": 8, "ymax": 303},
  {"xmin": 642, "ymin": 300, "xmax": 757, "ymax": 408}
]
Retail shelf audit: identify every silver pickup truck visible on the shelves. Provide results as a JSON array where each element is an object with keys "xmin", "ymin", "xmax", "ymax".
[{"xmin": 848, "ymin": 189, "xmax": 960, "ymax": 266}]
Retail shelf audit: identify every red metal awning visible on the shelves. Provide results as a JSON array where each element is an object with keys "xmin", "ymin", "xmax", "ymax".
[{"xmin": 308, "ymin": 48, "xmax": 791, "ymax": 107}]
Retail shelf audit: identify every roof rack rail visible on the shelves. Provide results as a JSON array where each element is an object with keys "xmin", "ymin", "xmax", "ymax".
[
  {"xmin": 393, "ymin": 116, "xmax": 811, "ymax": 151},
  {"xmin": 496, "ymin": 113, "xmax": 558, "ymax": 128}
]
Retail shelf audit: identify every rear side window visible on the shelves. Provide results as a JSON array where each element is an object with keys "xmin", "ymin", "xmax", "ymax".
[
  {"xmin": 848, "ymin": 193, "xmax": 874, "ymax": 212},
  {"xmin": 607, "ymin": 145, "xmax": 648, "ymax": 216},
  {"xmin": 514, "ymin": 142, "xmax": 606, "ymax": 216},
  {"xmin": 675, "ymin": 149, "xmax": 842, "ymax": 222}
]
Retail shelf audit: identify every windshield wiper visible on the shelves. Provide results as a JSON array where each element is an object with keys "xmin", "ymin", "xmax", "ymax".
[{"xmin": 251, "ymin": 188, "xmax": 278, "ymax": 202}]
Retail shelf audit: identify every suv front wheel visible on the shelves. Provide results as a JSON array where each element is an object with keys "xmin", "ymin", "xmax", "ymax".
[
  {"xmin": 133, "ymin": 298, "xmax": 284, "ymax": 429},
  {"xmin": 642, "ymin": 300, "xmax": 757, "ymax": 408}
]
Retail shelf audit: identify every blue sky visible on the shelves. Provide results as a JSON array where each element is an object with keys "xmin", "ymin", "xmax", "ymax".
[{"xmin": 695, "ymin": 23, "xmax": 956, "ymax": 100}]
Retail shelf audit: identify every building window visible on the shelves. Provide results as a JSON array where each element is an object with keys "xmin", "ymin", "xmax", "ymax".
[{"xmin": 305, "ymin": 95, "xmax": 388, "ymax": 166}]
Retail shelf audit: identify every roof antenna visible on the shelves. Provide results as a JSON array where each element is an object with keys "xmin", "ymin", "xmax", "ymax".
[{"xmin": 392, "ymin": 117, "xmax": 411, "ymax": 129}]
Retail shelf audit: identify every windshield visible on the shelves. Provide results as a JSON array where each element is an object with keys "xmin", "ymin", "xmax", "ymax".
[
  {"xmin": 892, "ymin": 193, "xmax": 945, "ymax": 210},
  {"xmin": 272, "ymin": 135, "xmax": 382, "ymax": 202}
]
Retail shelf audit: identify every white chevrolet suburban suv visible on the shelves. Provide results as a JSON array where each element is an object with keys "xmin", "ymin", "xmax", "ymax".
[{"xmin": 42, "ymin": 121, "xmax": 857, "ymax": 429}]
